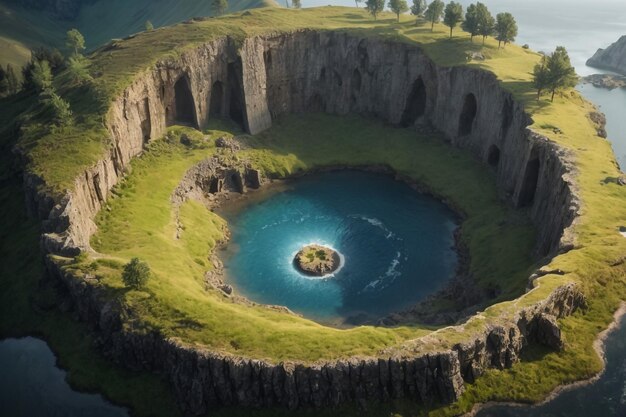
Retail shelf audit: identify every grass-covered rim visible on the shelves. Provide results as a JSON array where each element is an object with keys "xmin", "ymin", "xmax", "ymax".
[{"xmin": 3, "ymin": 5, "xmax": 626, "ymax": 417}]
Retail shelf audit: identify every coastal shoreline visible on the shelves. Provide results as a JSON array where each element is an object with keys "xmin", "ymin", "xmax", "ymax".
[{"xmin": 462, "ymin": 301, "xmax": 626, "ymax": 417}]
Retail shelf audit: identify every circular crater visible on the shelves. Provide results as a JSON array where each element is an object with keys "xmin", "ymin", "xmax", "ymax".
[
  {"xmin": 293, "ymin": 244, "xmax": 342, "ymax": 278},
  {"xmin": 220, "ymin": 171, "xmax": 459, "ymax": 324}
]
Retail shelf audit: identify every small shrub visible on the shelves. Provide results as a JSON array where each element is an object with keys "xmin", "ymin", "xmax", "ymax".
[{"xmin": 121, "ymin": 257, "xmax": 151, "ymax": 289}]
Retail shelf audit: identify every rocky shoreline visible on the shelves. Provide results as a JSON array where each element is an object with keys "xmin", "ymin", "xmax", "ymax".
[
  {"xmin": 462, "ymin": 302, "xmax": 626, "ymax": 417},
  {"xmin": 581, "ymin": 73, "xmax": 626, "ymax": 90}
]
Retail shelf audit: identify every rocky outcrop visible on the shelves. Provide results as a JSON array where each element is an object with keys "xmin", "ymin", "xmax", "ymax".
[
  {"xmin": 587, "ymin": 35, "xmax": 626, "ymax": 75},
  {"xmin": 25, "ymin": 29, "xmax": 588, "ymax": 413},
  {"xmin": 582, "ymin": 73, "xmax": 626, "ymax": 91}
]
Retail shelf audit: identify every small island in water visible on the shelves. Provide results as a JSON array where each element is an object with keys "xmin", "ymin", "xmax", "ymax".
[{"xmin": 294, "ymin": 245, "xmax": 341, "ymax": 277}]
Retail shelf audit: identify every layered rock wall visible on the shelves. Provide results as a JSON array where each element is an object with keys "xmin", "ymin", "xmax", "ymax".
[
  {"xmin": 26, "ymin": 29, "xmax": 585, "ymax": 413},
  {"xmin": 47, "ymin": 258, "xmax": 584, "ymax": 414}
]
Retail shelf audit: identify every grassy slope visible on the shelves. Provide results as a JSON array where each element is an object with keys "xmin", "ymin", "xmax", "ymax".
[
  {"xmin": 0, "ymin": 0, "xmax": 277, "ymax": 72},
  {"xmin": 2, "ymin": 6, "xmax": 626, "ymax": 417}
]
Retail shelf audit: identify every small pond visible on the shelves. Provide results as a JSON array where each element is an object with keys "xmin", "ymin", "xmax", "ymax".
[{"xmin": 219, "ymin": 170, "xmax": 459, "ymax": 324}]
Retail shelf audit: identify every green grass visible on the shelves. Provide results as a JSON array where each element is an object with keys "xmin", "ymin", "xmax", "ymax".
[
  {"xmin": 83, "ymin": 114, "xmax": 536, "ymax": 362},
  {"xmin": 0, "ymin": 0, "xmax": 277, "ymax": 72},
  {"xmin": 2, "ymin": 5, "xmax": 626, "ymax": 417}
]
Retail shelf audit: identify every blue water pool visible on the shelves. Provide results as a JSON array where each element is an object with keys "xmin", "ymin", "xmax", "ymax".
[{"xmin": 219, "ymin": 170, "xmax": 459, "ymax": 324}]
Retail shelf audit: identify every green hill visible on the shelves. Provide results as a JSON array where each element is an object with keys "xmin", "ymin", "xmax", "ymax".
[{"xmin": 0, "ymin": 0, "xmax": 278, "ymax": 72}]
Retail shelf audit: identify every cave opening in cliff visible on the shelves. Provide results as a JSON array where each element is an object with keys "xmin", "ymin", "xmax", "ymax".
[
  {"xmin": 227, "ymin": 63, "xmax": 245, "ymax": 128},
  {"xmin": 501, "ymin": 97, "xmax": 514, "ymax": 138},
  {"xmin": 400, "ymin": 77, "xmax": 427, "ymax": 127},
  {"xmin": 209, "ymin": 81, "xmax": 224, "ymax": 118},
  {"xmin": 458, "ymin": 93, "xmax": 477, "ymax": 136},
  {"xmin": 173, "ymin": 75, "xmax": 197, "ymax": 127},
  {"xmin": 518, "ymin": 155, "xmax": 540, "ymax": 207},
  {"xmin": 140, "ymin": 98, "xmax": 151, "ymax": 143},
  {"xmin": 487, "ymin": 145, "xmax": 501, "ymax": 167}
]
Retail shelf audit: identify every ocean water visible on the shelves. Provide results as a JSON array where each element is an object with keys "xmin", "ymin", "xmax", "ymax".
[
  {"xmin": 0, "ymin": 337, "xmax": 128, "ymax": 417},
  {"xmin": 220, "ymin": 171, "xmax": 458, "ymax": 323}
]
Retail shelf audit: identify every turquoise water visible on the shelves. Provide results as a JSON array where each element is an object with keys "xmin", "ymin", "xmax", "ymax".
[
  {"xmin": 0, "ymin": 337, "xmax": 128, "ymax": 417},
  {"xmin": 220, "ymin": 171, "xmax": 458, "ymax": 323}
]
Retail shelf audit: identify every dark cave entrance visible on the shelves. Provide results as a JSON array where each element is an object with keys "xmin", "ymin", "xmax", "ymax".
[
  {"xmin": 458, "ymin": 93, "xmax": 477, "ymax": 136},
  {"xmin": 400, "ymin": 77, "xmax": 427, "ymax": 127},
  {"xmin": 501, "ymin": 97, "xmax": 514, "ymax": 138},
  {"xmin": 227, "ymin": 62, "xmax": 245, "ymax": 128},
  {"xmin": 173, "ymin": 75, "xmax": 197, "ymax": 127},
  {"xmin": 140, "ymin": 98, "xmax": 151, "ymax": 143},
  {"xmin": 487, "ymin": 145, "xmax": 501, "ymax": 167},
  {"xmin": 518, "ymin": 155, "xmax": 540, "ymax": 207},
  {"xmin": 209, "ymin": 81, "xmax": 224, "ymax": 118}
]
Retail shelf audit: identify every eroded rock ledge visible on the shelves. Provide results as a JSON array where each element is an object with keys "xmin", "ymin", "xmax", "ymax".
[{"xmin": 25, "ymin": 30, "xmax": 587, "ymax": 413}]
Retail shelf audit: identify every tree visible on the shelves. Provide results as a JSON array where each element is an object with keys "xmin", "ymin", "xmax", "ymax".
[
  {"xmin": 532, "ymin": 55, "xmax": 550, "ymax": 101},
  {"xmin": 462, "ymin": 3, "xmax": 479, "ymax": 42},
  {"xmin": 41, "ymin": 90, "xmax": 73, "ymax": 128},
  {"xmin": 6, "ymin": 64, "xmax": 19, "ymax": 95},
  {"xmin": 545, "ymin": 46, "xmax": 578, "ymax": 102},
  {"xmin": 443, "ymin": 1, "xmax": 463, "ymax": 38},
  {"xmin": 494, "ymin": 12, "xmax": 518, "ymax": 48},
  {"xmin": 31, "ymin": 47, "xmax": 64, "ymax": 74},
  {"xmin": 212, "ymin": 0, "xmax": 228, "ymax": 15},
  {"xmin": 31, "ymin": 59, "xmax": 53, "ymax": 92},
  {"xmin": 389, "ymin": 0, "xmax": 409, "ymax": 22},
  {"xmin": 424, "ymin": 0, "xmax": 444, "ymax": 31},
  {"xmin": 66, "ymin": 29, "xmax": 85, "ymax": 56},
  {"xmin": 292, "ymin": 0, "xmax": 302, "ymax": 8},
  {"xmin": 355, "ymin": 0, "xmax": 362, "ymax": 7},
  {"xmin": 121, "ymin": 257, "xmax": 151, "ymax": 290},
  {"xmin": 67, "ymin": 55, "xmax": 93, "ymax": 86},
  {"xmin": 411, "ymin": 0, "xmax": 427, "ymax": 21},
  {"xmin": 365, "ymin": 0, "xmax": 385, "ymax": 20},
  {"xmin": 145, "ymin": 20, "xmax": 154, "ymax": 31},
  {"xmin": 475, "ymin": 2, "xmax": 494, "ymax": 46}
]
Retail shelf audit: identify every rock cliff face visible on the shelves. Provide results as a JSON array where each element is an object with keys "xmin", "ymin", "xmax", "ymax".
[
  {"xmin": 587, "ymin": 35, "xmax": 626, "ymax": 75},
  {"xmin": 27, "ymin": 29, "xmax": 587, "ymax": 413},
  {"xmin": 47, "ymin": 258, "xmax": 584, "ymax": 414}
]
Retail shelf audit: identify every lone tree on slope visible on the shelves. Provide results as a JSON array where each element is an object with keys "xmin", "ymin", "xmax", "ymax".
[
  {"xmin": 292, "ymin": 0, "xmax": 302, "ymax": 8},
  {"xmin": 425, "ymin": 0, "xmax": 445, "ymax": 31},
  {"xmin": 122, "ymin": 257, "xmax": 152, "ymax": 290},
  {"xmin": 476, "ymin": 2, "xmax": 494, "ymax": 46},
  {"xmin": 410, "ymin": 0, "xmax": 427, "ymax": 23},
  {"xmin": 212, "ymin": 0, "xmax": 228, "ymax": 16},
  {"xmin": 366, "ymin": 0, "xmax": 385, "ymax": 20},
  {"xmin": 545, "ymin": 46, "xmax": 578, "ymax": 102},
  {"xmin": 443, "ymin": 1, "xmax": 463, "ymax": 38},
  {"xmin": 389, "ymin": 0, "xmax": 409, "ymax": 22},
  {"xmin": 462, "ymin": 3, "xmax": 480, "ymax": 42},
  {"xmin": 66, "ymin": 29, "xmax": 85, "ymax": 56},
  {"xmin": 494, "ymin": 12, "xmax": 518, "ymax": 48}
]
